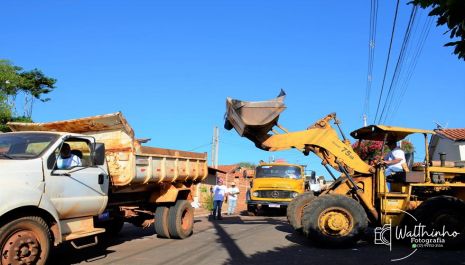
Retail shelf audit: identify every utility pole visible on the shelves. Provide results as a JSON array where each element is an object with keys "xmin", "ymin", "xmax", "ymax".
[
  {"xmin": 211, "ymin": 126, "xmax": 219, "ymax": 168},
  {"xmin": 363, "ymin": 114, "xmax": 368, "ymax": 127}
]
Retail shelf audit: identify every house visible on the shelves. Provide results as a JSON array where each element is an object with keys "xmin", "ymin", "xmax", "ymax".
[
  {"xmin": 192, "ymin": 167, "xmax": 226, "ymax": 210},
  {"xmin": 216, "ymin": 164, "xmax": 255, "ymax": 213},
  {"xmin": 429, "ymin": 128, "xmax": 465, "ymax": 162}
]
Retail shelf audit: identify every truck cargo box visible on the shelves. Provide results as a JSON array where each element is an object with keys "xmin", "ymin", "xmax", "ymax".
[{"xmin": 8, "ymin": 112, "xmax": 208, "ymax": 187}]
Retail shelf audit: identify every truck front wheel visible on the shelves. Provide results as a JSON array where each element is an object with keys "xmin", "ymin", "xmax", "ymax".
[
  {"xmin": 0, "ymin": 216, "xmax": 51, "ymax": 265},
  {"xmin": 168, "ymin": 200, "xmax": 194, "ymax": 239}
]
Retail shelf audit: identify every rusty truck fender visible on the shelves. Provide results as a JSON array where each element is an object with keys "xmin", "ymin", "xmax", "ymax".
[{"xmin": 0, "ymin": 179, "xmax": 63, "ymax": 245}]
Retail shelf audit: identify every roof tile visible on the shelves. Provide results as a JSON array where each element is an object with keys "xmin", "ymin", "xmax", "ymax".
[{"xmin": 435, "ymin": 128, "xmax": 465, "ymax": 141}]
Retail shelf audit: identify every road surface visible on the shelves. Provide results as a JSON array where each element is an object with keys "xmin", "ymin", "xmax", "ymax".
[{"xmin": 50, "ymin": 215, "xmax": 464, "ymax": 265}]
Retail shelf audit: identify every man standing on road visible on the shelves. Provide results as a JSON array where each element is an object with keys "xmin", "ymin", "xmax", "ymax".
[
  {"xmin": 227, "ymin": 182, "xmax": 240, "ymax": 215},
  {"xmin": 211, "ymin": 178, "xmax": 227, "ymax": 220}
]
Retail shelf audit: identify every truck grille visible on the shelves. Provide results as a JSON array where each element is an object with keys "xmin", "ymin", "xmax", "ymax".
[{"xmin": 257, "ymin": 190, "xmax": 292, "ymax": 199}]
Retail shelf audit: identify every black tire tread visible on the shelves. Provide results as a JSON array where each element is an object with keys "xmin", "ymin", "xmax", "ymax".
[
  {"xmin": 414, "ymin": 195, "xmax": 465, "ymax": 248},
  {"xmin": 155, "ymin": 206, "xmax": 171, "ymax": 238},
  {"xmin": 301, "ymin": 194, "xmax": 367, "ymax": 247},
  {"xmin": 287, "ymin": 192, "xmax": 315, "ymax": 232},
  {"xmin": 168, "ymin": 200, "xmax": 194, "ymax": 239}
]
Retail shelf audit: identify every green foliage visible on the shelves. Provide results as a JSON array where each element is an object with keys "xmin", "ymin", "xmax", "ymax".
[
  {"xmin": 205, "ymin": 193, "xmax": 214, "ymax": 211},
  {"xmin": 0, "ymin": 59, "xmax": 55, "ymax": 131},
  {"xmin": 238, "ymin": 161, "xmax": 256, "ymax": 169},
  {"xmin": 0, "ymin": 59, "xmax": 56, "ymax": 102},
  {"xmin": 0, "ymin": 115, "xmax": 32, "ymax": 133},
  {"xmin": 400, "ymin": 139, "xmax": 414, "ymax": 153},
  {"xmin": 411, "ymin": 0, "xmax": 465, "ymax": 60}
]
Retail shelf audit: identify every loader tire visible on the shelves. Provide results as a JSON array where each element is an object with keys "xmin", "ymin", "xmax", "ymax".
[
  {"xmin": 287, "ymin": 192, "xmax": 315, "ymax": 233},
  {"xmin": 0, "ymin": 216, "xmax": 51, "ymax": 265},
  {"xmin": 155, "ymin": 206, "xmax": 171, "ymax": 238},
  {"xmin": 168, "ymin": 200, "xmax": 194, "ymax": 239},
  {"xmin": 302, "ymin": 194, "xmax": 367, "ymax": 247},
  {"xmin": 414, "ymin": 196, "xmax": 465, "ymax": 248}
]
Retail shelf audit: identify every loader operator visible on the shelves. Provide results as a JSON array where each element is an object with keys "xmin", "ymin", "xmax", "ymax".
[{"xmin": 382, "ymin": 140, "xmax": 406, "ymax": 190}]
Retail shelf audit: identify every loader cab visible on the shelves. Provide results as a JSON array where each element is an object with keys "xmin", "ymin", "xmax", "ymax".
[{"xmin": 351, "ymin": 125, "xmax": 435, "ymax": 224}]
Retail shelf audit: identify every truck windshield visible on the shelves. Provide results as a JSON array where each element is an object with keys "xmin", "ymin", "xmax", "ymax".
[
  {"xmin": 255, "ymin": 165, "xmax": 302, "ymax": 179},
  {"xmin": 0, "ymin": 133, "xmax": 58, "ymax": 159}
]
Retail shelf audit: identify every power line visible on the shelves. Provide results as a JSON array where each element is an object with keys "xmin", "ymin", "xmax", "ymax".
[
  {"xmin": 373, "ymin": 0, "xmax": 400, "ymax": 124},
  {"xmin": 187, "ymin": 142, "xmax": 211, "ymax": 152},
  {"xmin": 379, "ymin": 5, "xmax": 418, "ymax": 124},
  {"xmin": 390, "ymin": 15, "xmax": 433, "ymax": 122},
  {"xmin": 363, "ymin": 0, "xmax": 379, "ymax": 124}
]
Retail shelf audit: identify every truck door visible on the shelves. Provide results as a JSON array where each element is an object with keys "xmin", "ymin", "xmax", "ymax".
[{"xmin": 44, "ymin": 137, "xmax": 109, "ymax": 219}]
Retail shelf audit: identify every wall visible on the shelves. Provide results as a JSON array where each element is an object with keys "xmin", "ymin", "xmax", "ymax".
[{"xmin": 431, "ymin": 137, "xmax": 464, "ymax": 161}]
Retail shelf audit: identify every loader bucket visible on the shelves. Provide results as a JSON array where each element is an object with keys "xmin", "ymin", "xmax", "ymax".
[{"xmin": 224, "ymin": 90, "xmax": 286, "ymax": 150}]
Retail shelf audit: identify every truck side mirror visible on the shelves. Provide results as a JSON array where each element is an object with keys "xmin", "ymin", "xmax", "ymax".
[{"xmin": 93, "ymin": 143, "xmax": 106, "ymax": 166}]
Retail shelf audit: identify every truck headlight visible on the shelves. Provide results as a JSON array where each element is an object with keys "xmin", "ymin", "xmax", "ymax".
[
  {"xmin": 291, "ymin": 192, "xmax": 299, "ymax": 198},
  {"xmin": 252, "ymin": 191, "xmax": 259, "ymax": 197}
]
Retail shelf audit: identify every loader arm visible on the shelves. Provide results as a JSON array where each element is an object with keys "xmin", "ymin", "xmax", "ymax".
[{"xmin": 261, "ymin": 113, "xmax": 374, "ymax": 175}]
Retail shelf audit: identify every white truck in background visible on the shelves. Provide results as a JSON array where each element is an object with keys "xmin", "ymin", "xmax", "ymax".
[{"xmin": 0, "ymin": 113, "xmax": 208, "ymax": 265}]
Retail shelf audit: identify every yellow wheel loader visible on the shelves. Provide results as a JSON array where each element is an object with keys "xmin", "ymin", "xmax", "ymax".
[{"xmin": 224, "ymin": 91, "xmax": 465, "ymax": 247}]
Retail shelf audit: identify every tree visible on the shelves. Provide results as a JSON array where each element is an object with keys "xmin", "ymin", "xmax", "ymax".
[
  {"xmin": 238, "ymin": 162, "xmax": 256, "ymax": 169},
  {"xmin": 411, "ymin": 0, "xmax": 465, "ymax": 60},
  {"xmin": 0, "ymin": 59, "xmax": 56, "ymax": 132},
  {"xmin": 0, "ymin": 59, "xmax": 56, "ymax": 117}
]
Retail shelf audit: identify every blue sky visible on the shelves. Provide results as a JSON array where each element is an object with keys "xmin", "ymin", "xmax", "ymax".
[{"xmin": 2, "ymin": 1, "xmax": 464, "ymax": 177}]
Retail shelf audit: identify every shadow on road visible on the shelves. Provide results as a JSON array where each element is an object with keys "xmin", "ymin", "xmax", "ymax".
[
  {"xmin": 209, "ymin": 216, "xmax": 464, "ymax": 265},
  {"xmin": 49, "ymin": 223, "xmax": 156, "ymax": 265}
]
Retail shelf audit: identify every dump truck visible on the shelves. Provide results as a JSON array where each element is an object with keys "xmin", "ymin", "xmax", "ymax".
[
  {"xmin": 225, "ymin": 91, "xmax": 465, "ymax": 247},
  {"xmin": 0, "ymin": 113, "xmax": 208, "ymax": 265},
  {"xmin": 246, "ymin": 162, "xmax": 306, "ymax": 215}
]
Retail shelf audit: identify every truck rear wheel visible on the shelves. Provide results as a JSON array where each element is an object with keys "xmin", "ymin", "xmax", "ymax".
[
  {"xmin": 0, "ymin": 216, "xmax": 51, "ymax": 265},
  {"xmin": 302, "ymin": 194, "xmax": 367, "ymax": 247},
  {"xmin": 168, "ymin": 200, "xmax": 194, "ymax": 239},
  {"xmin": 155, "ymin": 206, "xmax": 171, "ymax": 238},
  {"xmin": 287, "ymin": 192, "xmax": 315, "ymax": 233},
  {"xmin": 414, "ymin": 196, "xmax": 465, "ymax": 248}
]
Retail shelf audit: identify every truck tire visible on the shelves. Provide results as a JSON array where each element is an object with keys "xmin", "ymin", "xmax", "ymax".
[
  {"xmin": 302, "ymin": 194, "xmax": 367, "ymax": 247},
  {"xmin": 0, "ymin": 216, "xmax": 51, "ymax": 265},
  {"xmin": 414, "ymin": 196, "xmax": 465, "ymax": 248},
  {"xmin": 155, "ymin": 206, "xmax": 171, "ymax": 238},
  {"xmin": 168, "ymin": 200, "xmax": 194, "ymax": 239},
  {"xmin": 247, "ymin": 205, "xmax": 257, "ymax": 216},
  {"xmin": 287, "ymin": 192, "xmax": 315, "ymax": 233}
]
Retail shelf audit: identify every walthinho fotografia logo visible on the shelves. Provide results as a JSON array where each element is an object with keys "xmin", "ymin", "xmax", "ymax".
[{"xmin": 373, "ymin": 209, "xmax": 461, "ymax": 262}]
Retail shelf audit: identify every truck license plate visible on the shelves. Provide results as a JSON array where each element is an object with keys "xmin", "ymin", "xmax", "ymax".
[{"xmin": 268, "ymin": 204, "xmax": 280, "ymax": 208}]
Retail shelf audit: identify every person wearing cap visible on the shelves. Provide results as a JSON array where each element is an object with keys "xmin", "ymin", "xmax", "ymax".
[
  {"xmin": 381, "ymin": 140, "xmax": 406, "ymax": 190},
  {"xmin": 227, "ymin": 182, "xmax": 240, "ymax": 215},
  {"xmin": 211, "ymin": 178, "xmax": 227, "ymax": 220}
]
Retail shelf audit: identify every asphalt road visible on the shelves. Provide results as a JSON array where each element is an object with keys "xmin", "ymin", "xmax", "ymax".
[{"xmin": 50, "ymin": 214, "xmax": 465, "ymax": 265}]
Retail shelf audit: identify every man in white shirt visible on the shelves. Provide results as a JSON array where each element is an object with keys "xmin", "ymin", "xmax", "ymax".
[
  {"xmin": 227, "ymin": 182, "xmax": 240, "ymax": 215},
  {"xmin": 211, "ymin": 178, "xmax": 227, "ymax": 220},
  {"xmin": 57, "ymin": 143, "xmax": 82, "ymax": 169},
  {"xmin": 383, "ymin": 140, "xmax": 406, "ymax": 176},
  {"xmin": 382, "ymin": 140, "xmax": 406, "ymax": 191}
]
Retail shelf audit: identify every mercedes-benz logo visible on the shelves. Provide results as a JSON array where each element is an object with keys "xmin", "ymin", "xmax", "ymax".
[{"xmin": 271, "ymin": 191, "xmax": 279, "ymax": 198}]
